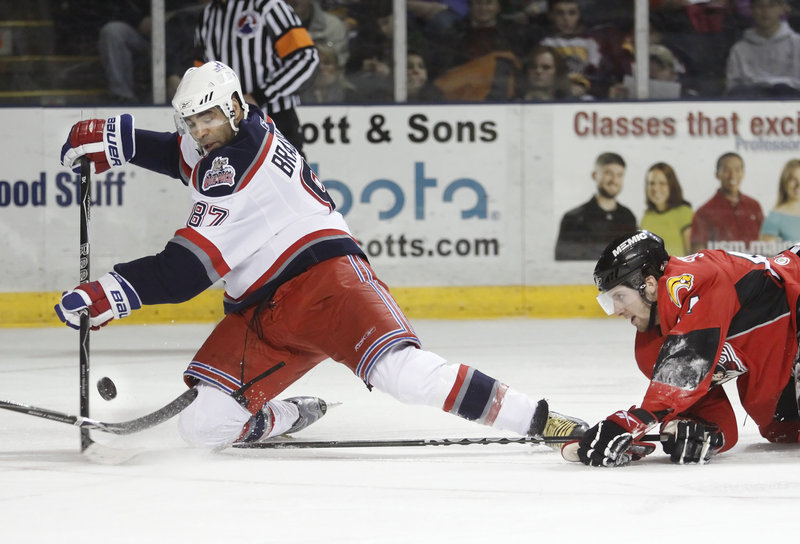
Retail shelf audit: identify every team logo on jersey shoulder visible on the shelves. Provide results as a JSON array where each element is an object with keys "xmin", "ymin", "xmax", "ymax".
[
  {"xmin": 667, "ymin": 273, "xmax": 694, "ymax": 307},
  {"xmin": 236, "ymin": 10, "xmax": 262, "ymax": 38},
  {"xmin": 774, "ymin": 256, "xmax": 791, "ymax": 266},
  {"xmin": 202, "ymin": 156, "xmax": 236, "ymax": 191}
]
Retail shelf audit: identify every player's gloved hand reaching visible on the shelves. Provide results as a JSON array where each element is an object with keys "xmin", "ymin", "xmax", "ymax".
[
  {"xmin": 60, "ymin": 114, "xmax": 136, "ymax": 174},
  {"xmin": 660, "ymin": 418, "xmax": 724, "ymax": 464},
  {"xmin": 577, "ymin": 408, "xmax": 657, "ymax": 467},
  {"xmin": 55, "ymin": 271, "xmax": 141, "ymax": 330}
]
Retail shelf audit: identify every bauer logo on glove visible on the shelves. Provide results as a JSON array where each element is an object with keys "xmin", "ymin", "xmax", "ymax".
[
  {"xmin": 61, "ymin": 114, "xmax": 136, "ymax": 175},
  {"xmin": 55, "ymin": 271, "xmax": 141, "ymax": 330}
]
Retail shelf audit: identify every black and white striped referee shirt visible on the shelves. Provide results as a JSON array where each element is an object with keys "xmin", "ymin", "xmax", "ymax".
[{"xmin": 196, "ymin": 0, "xmax": 320, "ymax": 114}]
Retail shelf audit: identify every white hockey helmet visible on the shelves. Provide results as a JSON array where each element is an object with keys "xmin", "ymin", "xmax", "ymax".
[{"xmin": 172, "ymin": 61, "xmax": 249, "ymax": 134}]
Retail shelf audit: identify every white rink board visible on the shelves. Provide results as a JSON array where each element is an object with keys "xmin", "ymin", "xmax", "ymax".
[
  {"xmin": 2, "ymin": 101, "xmax": 799, "ymax": 292},
  {"xmin": 298, "ymin": 104, "xmax": 524, "ymax": 287},
  {"xmin": 524, "ymin": 100, "xmax": 800, "ymax": 284}
]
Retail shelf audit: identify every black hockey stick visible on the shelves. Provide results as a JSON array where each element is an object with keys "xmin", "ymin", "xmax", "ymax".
[
  {"xmin": 79, "ymin": 156, "xmax": 91, "ymax": 451},
  {"xmin": 233, "ymin": 436, "xmax": 567, "ymax": 449},
  {"xmin": 0, "ymin": 388, "xmax": 197, "ymax": 435},
  {"xmin": 233, "ymin": 434, "xmax": 661, "ymax": 450}
]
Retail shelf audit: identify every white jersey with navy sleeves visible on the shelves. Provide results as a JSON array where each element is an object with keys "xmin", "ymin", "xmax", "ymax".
[{"xmin": 117, "ymin": 108, "xmax": 363, "ymax": 312}]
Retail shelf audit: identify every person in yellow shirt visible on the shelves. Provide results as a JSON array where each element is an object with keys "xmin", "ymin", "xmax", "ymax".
[{"xmin": 640, "ymin": 162, "xmax": 693, "ymax": 256}]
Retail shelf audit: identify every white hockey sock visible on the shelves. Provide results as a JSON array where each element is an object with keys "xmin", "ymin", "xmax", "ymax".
[
  {"xmin": 489, "ymin": 387, "xmax": 540, "ymax": 435},
  {"xmin": 369, "ymin": 344, "xmax": 538, "ymax": 435},
  {"xmin": 177, "ymin": 384, "xmax": 253, "ymax": 448}
]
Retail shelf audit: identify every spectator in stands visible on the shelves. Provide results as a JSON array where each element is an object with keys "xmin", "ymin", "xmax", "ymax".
[
  {"xmin": 726, "ymin": 0, "xmax": 800, "ymax": 97},
  {"xmin": 518, "ymin": 45, "xmax": 571, "ymax": 100},
  {"xmin": 439, "ymin": 0, "xmax": 528, "ymax": 66},
  {"xmin": 607, "ymin": 43, "xmax": 698, "ymax": 99},
  {"xmin": 555, "ymin": 152, "xmax": 637, "ymax": 261},
  {"xmin": 648, "ymin": 43, "xmax": 680, "ymax": 82},
  {"xmin": 98, "ymin": 0, "xmax": 201, "ymax": 103},
  {"xmin": 690, "ymin": 152, "xmax": 764, "ymax": 253},
  {"xmin": 647, "ymin": 18, "xmax": 691, "ymax": 72},
  {"xmin": 611, "ymin": 18, "xmax": 693, "ymax": 88},
  {"xmin": 760, "ymin": 158, "xmax": 800, "ymax": 243},
  {"xmin": 406, "ymin": 50, "xmax": 445, "ymax": 102},
  {"xmin": 300, "ymin": 43, "xmax": 360, "ymax": 103},
  {"xmin": 97, "ymin": 0, "xmax": 151, "ymax": 103},
  {"xmin": 640, "ymin": 162, "xmax": 694, "ymax": 256},
  {"xmin": 649, "ymin": 0, "xmax": 744, "ymax": 96},
  {"xmin": 430, "ymin": 0, "xmax": 527, "ymax": 101},
  {"xmin": 538, "ymin": 0, "xmax": 595, "ymax": 69},
  {"xmin": 535, "ymin": 0, "xmax": 618, "ymax": 99},
  {"xmin": 289, "ymin": 0, "xmax": 350, "ymax": 68},
  {"xmin": 345, "ymin": 0, "xmax": 394, "ymax": 102}
]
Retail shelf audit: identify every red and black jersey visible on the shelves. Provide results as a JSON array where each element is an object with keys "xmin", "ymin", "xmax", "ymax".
[{"xmin": 634, "ymin": 249, "xmax": 800, "ymax": 449}]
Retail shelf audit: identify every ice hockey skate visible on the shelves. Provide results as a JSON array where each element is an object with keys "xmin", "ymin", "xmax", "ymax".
[
  {"xmin": 236, "ymin": 396, "xmax": 329, "ymax": 444},
  {"xmin": 543, "ymin": 410, "xmax": 589, "ymax": 440},
  {"xmin": 284, "ymin": 396, "xmax": 328, "ymax": 435},
  {"xmin": 528, "ymin": 399, "xmax": 588, "ymax": 446}
]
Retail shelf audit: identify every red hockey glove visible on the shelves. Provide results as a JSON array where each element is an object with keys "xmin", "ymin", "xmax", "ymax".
[
  {"xmin": 577, "ymin": 408, "xmax": 658, "ymax": 467},
  {"xmin": 660, "ymin": 419, "xmax": 724, "ymax": 464},
  {"xmin": 54, "ymin": 271, "xmax": 141, "ymax": 330},
  {"xmin": 60, "ymin": 114, "xmax": 135, "ymax": 174}
]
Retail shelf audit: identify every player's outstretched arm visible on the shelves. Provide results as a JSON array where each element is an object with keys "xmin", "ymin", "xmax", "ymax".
[{"xmin": 129, "ymin": 129, "xmax": 183, "ymax": 179}]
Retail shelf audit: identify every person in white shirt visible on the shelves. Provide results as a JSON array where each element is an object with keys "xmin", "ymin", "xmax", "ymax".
[{"xmin": 726, "ymin": 0, "xmax": 800, "ymax": 97}]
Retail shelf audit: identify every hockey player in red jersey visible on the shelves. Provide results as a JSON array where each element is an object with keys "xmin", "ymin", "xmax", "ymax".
[
  {"xmin": 56, "ymin": 61, "xmax": 587, "ymax": 449},
  {"xmin": 575, "ymin": 230, "xmax": 800, "ymax": 467}
]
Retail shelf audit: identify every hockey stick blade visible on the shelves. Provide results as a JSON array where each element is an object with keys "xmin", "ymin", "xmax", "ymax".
[
  {"xmin": 233, "ymin": 435, "xmax": 586, "ymax": 449},
  {"xmin": 0, "ymin": 388, "xmax": 197, "ymax": 435}
]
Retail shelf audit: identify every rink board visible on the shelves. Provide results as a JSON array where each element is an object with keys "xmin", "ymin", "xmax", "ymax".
[{"xmin": 1, "ymin": 101, "xmax": 798, "ymax": 324}]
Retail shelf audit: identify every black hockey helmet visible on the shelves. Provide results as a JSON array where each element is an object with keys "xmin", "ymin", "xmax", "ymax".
[{"xmin": 593, "ymin": 230, "xmax": 669, "ymax": 293}]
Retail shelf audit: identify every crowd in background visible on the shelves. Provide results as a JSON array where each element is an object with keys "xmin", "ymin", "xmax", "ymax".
[{"xmin": 41, "ymin": 0, "xmax": 800, "ymax": 105}]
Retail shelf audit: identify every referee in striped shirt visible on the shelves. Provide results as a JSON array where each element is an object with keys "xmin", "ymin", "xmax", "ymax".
[{"xmin": 195, "ymin": 0, "xmax": 320, "ymax": 156}]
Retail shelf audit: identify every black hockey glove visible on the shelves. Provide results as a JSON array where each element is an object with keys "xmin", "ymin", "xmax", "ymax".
[
  {"xmin": 660, "ymin": 419, "xmax": 724, "ymax": 464},
  {"xmin": 577, "ymin": 408, "xmax": 657, "ymax": 467}
]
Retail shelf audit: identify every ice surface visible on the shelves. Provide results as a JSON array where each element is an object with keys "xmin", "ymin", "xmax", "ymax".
[{"xmin": 0, "ymin": 319, "xmax": 797, "ymax": 542}]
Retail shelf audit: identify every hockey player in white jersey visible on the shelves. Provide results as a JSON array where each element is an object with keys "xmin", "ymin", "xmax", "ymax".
[{"xmin": 56, "ymin": 61, "xmax": 587, "ymax": 449}]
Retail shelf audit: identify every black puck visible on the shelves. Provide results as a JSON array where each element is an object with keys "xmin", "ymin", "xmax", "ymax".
[{"xmin": 97, "ymin": 377, "xmax": 118, "ymax": 401}]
